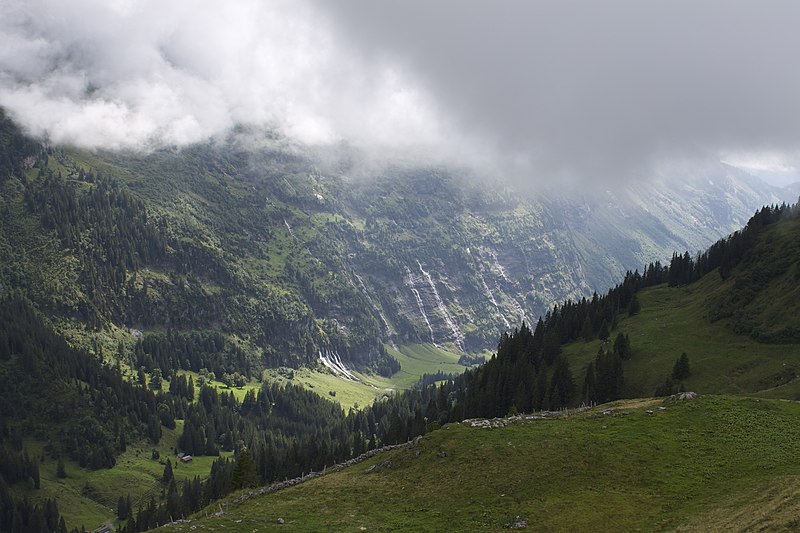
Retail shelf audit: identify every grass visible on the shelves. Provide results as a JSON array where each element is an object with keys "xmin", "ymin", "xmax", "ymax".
[
  {"xmin": 264, "ymin": 343, "xmax": 469, "ymax": 410},
  {"xmin": 562, "ymin": 274, "xmax": 800, "ymax": 399},
  {"xmin": 15, "ymin": 422, "xmax": 233, "ymax": 531},
  {"xmin": 158, "ymin": 395, "xmax": 800, "ymax": 532}
]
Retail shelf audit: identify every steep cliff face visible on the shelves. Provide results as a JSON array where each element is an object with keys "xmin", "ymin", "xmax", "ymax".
[
  {"xmin": 0, "ymin": 117, "xmax": 795, "ymax": 369},
  {"xmin": 333, "ymin": 162, "xmax": 794, "ymax": 354}
]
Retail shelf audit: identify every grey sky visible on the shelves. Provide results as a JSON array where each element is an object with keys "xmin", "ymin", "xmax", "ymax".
[{"xmin": 2, "ymin": 0, "xmax": 800, "ymax": 185}]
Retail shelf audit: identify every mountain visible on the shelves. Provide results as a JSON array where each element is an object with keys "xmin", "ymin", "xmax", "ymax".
[
  {"xmin": 150, "ymin": 206, "xmax": 800, "ymax": 532},
  {"xmin": 563, "ymin": 203, "xmax": 800, "ymax": 399},
  {"xmin": 1, "ymin": 111, "xmax": 795, "ymax": 376},
  {"xmin": 4, "ymin": 109, "xmax": 800, "ymax": 531},
  {"xmin": 155, "ymin": 395, "xmax": 800, "ymax": 532}
]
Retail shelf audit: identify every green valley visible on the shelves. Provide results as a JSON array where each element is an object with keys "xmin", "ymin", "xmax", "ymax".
[{"xmin": 2, "ymin": 108, "xmax": 800, "ymax": 532}]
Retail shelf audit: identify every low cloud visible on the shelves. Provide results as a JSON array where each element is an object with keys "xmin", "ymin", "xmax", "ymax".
[
  {"xmin": 3, "ymin": 1, "xmax": 800, "ymax": 185},
  {"xmin": 313, "ymin": 0, "xmax": 800, "ymax": 184},
  {"xmin": 0, "ymin": 0, "xmax": 450, "ymax": 153}
]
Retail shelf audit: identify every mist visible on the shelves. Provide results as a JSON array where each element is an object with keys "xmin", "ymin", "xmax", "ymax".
[{"xmin": 3, "ymin": 0, "xmax": 800, "ymax": 186}]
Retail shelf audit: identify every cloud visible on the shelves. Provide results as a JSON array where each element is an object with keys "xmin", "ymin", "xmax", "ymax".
[
  {"xmin": 312, "ymin": 0, "xmax": 800, "ymax": 183},
  {"xmin": 3, "ymin": 0, "xmax": 800, "ymax": 185},
  {"xmin": 0, "ymin": 0, "xmax": 449, "ymax": 152}
]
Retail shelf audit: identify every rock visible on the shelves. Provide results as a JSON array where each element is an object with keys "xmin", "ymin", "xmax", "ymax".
[
  {"xmin": 277, "ymin": 517, "xmax": 285, "ymax": 524},
  {"xmin": 511, "ymin": 516, "xmax": 528, "ymax": 529},
  {"xmin": 646, "ymin": 410, "xmax": 654, "ymax": 415},
  {"xmin": 437, "ymin": 450, "xmax": 448, "ymax": 458}
]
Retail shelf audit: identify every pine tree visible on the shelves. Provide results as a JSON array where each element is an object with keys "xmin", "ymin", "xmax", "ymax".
[
  {"xmin": 613, "ymin": 332, "xmax": 631, "ymax": 360},
  {"xmin": 162, "ymin": 459, "xmax": 174, "ymax": 484},
  {"xmin": 117, "ymin": 495, "xmax": 128, "ymax": 520},
  {"xmin": 628, "ymin": 294, "xmax": 641, "ymax": 316},
  {"xmin": 672, "ymin": 353, "xmax": 690, "ymax": 380},
  {"xmin": 230, "ymin": 450, "xmax": 258, "ymax": 490},
  {"xmin": 598, "ymin": 320, "xmax": 610, "ymax": 341},
  {"xmin": 582, "ymin": 362, "xmax": 596, "ymax": 404}
]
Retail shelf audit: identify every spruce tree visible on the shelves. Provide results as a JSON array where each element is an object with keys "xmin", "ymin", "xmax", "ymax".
[
  {"xmin": 613, "ymin": 332, "xmax": 631, "ymax": 360},
  {"xmin": 230, "ymin": 450, "xmax": 258, "ymax": 490},
  {"xmin": 582, "ymin": 362, "xmax": 596, "ymax": 404},
  {"xmin": 672, "ymin": 353, "xmax": 690, "ymax": 380},
  {"xmin": 117, "ymin": 495, "xmax": 128, "ymax": 520},
  {"xmin": 628, "ymin": 294, "xmax": 641, "ymax": 316},
  {"xmin": 162, "ymin": 459, "xmax": 174, "ymax": 484},
  {"xmin": 598, "ymin": 320, "xmax": 610, "ymax": 341}
]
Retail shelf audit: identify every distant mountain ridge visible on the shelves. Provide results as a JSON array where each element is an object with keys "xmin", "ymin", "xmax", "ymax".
[{"xmin": 0, "ymin": 110, "xmax": 796, "ymax": 373}]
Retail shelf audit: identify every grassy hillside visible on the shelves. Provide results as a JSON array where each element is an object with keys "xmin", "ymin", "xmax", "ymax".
[
  {"xmin": 16, "ymin": 424, "xmax": 232, "ymax": 532},
  {"xmin": 563, "ymin": 214, "xmax": 800, "ymax": 400},
  {"xmin": 157, "ymin": 395, "xmax": 800, "ymax": 532}
]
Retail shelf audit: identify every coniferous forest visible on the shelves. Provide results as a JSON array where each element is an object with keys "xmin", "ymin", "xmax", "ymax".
[{"xmin": 3, "ymin": 181, "xmax": 798, "ymax": 529}]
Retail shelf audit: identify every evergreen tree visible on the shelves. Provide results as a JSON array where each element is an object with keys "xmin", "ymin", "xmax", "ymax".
[
  {"xmin": 230, "ymin": 450, "xmax": 258, "ymax": 490},
  {"xmin": 628, "ymin": 294, "xmax": 641, "ymax": 316},
  {"xmin": 613, "ymin": 332, "xmax": 631, "ymax": 360},
  {"xmin": 117, "ymin": 495, "xmax": 129, "ymax": 520},
  {"xmin": 162, "ymin": 459, "xmax": 174, "ymax": 484},
  {"xmin": 672, "ymin": 353, "xmax": 690, "ymax": 380},
  {"xmin": 654, "ymin": 377, "xmax": 676, "ymax": 397},
  {"xmin": 149, "ymin": 369, "xmax": 163, "ymax": 391},
  {"xmin": 598, "ymin": 320, "xmax": 610, "ymax": 341},
  {"xmin": 582, "ymin": 362, "xmax": 596, "ymax": 404},
  {"xmin": 547, "ymin": 356, "xmax": 575, "ymax": 408}
]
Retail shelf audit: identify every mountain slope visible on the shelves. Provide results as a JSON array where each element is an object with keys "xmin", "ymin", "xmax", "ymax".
[
  {"xmin": 563, "ymin": 207, "xmax": 800, "ymax": 399},
  {"xmin": 1, "ymin": 111, "xmax": 796, "ymax": 375},
  {"xmin": 157, "ymin": 396, "xmax": 800, "ymax": 532}
]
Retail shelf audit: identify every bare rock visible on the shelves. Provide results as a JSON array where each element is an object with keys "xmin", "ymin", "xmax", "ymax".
[{"xmin": 510, "ymin": 516, "xmax": 528, "ymax": 529}]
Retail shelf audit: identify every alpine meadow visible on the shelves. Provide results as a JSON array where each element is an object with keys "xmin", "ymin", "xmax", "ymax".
[{"xmin": 2, "ymin": 2, "xmax": 800, "ymax": 532}]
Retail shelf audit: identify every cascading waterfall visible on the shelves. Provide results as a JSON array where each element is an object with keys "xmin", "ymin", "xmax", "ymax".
[
  {"xmin": 488, "ymin": 249, "xmax": 512, "ymax": 284},
  {"xmin": 319, "ymin": 349, "xmax": 358, "ymax": 381},
  {"xmin": 479, "ymin": 271, "xmax": 511, "ymax": 330},
  {"xmin": 416, "ymin": 260, "xmax": 465, "ymax": 351},
  {"xmin": 488, "ymin": 249, "xmax": 528, "ymax": 326},
  {"xmin": 405, "ymin": 266, "xmax": 436, "ymax": 345},
  {"xmin": 469, "ymin": 247, "xmax": 511, "ymax": 330},
  {"xmin": 283, "ymin": 217, "xmax": 297, "ymax": 239}
]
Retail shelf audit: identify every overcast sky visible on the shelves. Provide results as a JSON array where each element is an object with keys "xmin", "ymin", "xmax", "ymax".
[{"xmin": 2, "ymin": 0, "xmax": 800, "ymax": 186}]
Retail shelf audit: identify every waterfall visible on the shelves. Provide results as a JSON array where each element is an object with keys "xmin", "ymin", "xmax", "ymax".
[
  {"xmin": 319, "ymin": 349, "xmax": 358, "ymax": 381},
  {"xmin": 283, "ymin": 217, "xmax": 297, "ymax": 239},
  {"xmin": 416, "ymin": 260, "xmax": 465, "ymax": 351},
  {"xmin": 488, "ymin": 249, "xmax": 528, "ymax": 326},
  {"xmin": 405, "ymin": 266, "xmax": 436, "ymax": 345},
  {"xmin": 479, "ymin": 271, "xmax": 511, "ymax": 330}
]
